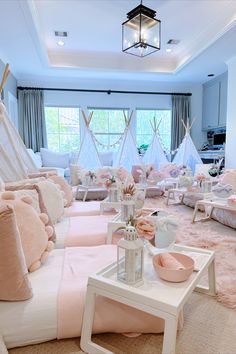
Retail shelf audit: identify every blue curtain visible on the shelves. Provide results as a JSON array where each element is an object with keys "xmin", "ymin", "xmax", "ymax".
[
  {"xmin": 171, "ymin": 94, "xmax": 191, "ymax": 152},
  {"xmin": 18, "ymin": 89, "xmax": 47, "ymax": 152}
]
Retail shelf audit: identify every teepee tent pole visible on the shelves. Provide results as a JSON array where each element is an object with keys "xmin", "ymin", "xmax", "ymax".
[
  {"xmin": 76, "ymin": 110, "xmax": 102, "ymax": 169},
  {"xmin": 0, "ymin": 63, "xmax": 10, "ymax": 95}
]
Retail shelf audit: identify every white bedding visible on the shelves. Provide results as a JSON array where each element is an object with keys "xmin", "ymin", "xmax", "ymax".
[
  {"xmin": 0, "ymin": 249, "xmax": 64, "ymax": 349},
  {"xmin": 54, "ymin": 217, "xmax": 70, "ymax": 248}
]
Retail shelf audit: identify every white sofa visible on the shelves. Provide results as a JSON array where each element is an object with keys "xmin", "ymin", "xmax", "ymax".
[
  {"xmin": 27, "ymin": 148, "xmax": 71, "ymax": 180},
  {"xmin": 27, "ymin": 149, "xmax": 115, "ymax": 182}
]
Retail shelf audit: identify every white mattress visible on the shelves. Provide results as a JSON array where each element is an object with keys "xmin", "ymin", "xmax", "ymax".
[
  {"xmin": 54, "ymin": 217, "xmax": 70, "ymax": 248},
  {"xmin": 0, "ymin": 249, "xmax": 64, "ymax": 349}
]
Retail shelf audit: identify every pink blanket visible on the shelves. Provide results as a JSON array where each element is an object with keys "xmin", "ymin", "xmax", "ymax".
[
  {"xmin": 57, "ymin": 245, "xmax": 183, "ymax": 339},
  {"xmin": 65, "ymin": 201, "xmax": 116, "ymax": 217},
  {"xmin": 64, "ymin": 215, "xmax": 113, "ymax": 247}
]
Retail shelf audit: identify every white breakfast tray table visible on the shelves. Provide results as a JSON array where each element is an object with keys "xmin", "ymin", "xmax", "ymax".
[
  {"xmin": 192, "ymin": 197, "xmax": 236, "ymax": 223},
  {"xmin": 100, "ymin": 197, "xmax": 122, "ymax": 214},
  {"xmin": 80, "ymin": 244, "xmax": 216, "ymax": 354},
  {"xmin": 76, "ymin": 184, "xmax": 107, "ymax": 202},
  {"xmin": 166, "ymin": 188, "xmax": 213, "ymax": 206}
]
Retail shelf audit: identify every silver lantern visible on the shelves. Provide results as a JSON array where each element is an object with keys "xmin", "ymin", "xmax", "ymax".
[{"xmin": 117, "ymin": 225, "xmax": 144, "ymax": 286}]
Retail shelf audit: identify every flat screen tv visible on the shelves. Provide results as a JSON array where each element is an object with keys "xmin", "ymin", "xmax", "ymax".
[{"xmin": 213, "ymin": 132, "xmax": 226, "ymax": 148}]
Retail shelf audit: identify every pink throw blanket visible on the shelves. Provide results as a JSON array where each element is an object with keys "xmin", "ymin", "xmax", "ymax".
[
  {"xmin": 64, "ymin": 215, "xmax": 113, "ymax": 247},
  {"xmin": 58, "ymin": 245, "xmax": 183, "ymax": 339},
  {"xmin": 65, "ymin": 201, "xmax": 116, "ymax": 217}
]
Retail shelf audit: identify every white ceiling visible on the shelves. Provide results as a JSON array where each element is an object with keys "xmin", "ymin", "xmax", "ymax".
[{"xmin": 0, "ymin": 0, "xmax": 236, "ymax": 84}]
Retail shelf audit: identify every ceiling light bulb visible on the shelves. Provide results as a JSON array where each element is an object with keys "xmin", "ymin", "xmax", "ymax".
[
  {"xmin": 166, "ymin": 48, "xmax": 172, "ymax": 53},
  {"xmin": 57, "ymin": 40, "xmax": 65, "ymax": 46}
]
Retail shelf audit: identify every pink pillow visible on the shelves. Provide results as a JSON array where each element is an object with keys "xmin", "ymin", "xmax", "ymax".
[
  {"xmin": 5, "ymin": 184, "xmax": 56, "ymax": 242},
  {"xmin": 0, "ymin": 192, "xmax": 54, "ymax": 272},
  {"xmin": 220, "ymin": 171, "xmax": 236, "ymax": 192},
  {"xmin": 131, "ymin": 165, "xmax": 143, "ymax": 183},
  {"xmin": 160, "ymin": 163, "xmax": 177, "ymax": 177},
  {"xmin": 49, "ymin": 175, "xmax": 73, "ymax": 207},
  {"xmin": 0, "ymin": 204, "xmax": 33, "ymax": 300},
  {"xmin": 28, "ymin": 171, "xmax": 57, "ymax": 178}
]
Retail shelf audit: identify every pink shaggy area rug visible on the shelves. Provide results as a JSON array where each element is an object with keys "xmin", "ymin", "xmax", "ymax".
[{"xmin": 145, "ymin": 197, "xmax": 236, "ymax": 309}]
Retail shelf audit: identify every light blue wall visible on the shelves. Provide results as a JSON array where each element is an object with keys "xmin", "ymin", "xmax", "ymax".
[
  {"xmin": 0, "ymin": 58, "xmax": 17, "ymax": 108},
  {"xmin": 43, "ymin": 79, "xmax": 205, "ymax": 149}
]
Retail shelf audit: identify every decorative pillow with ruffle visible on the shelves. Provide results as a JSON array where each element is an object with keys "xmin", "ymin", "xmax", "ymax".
[
  {"xmin": 0, "ymin": 192, "xmax": 54, "ymax": 272},
  {"xmin": 49, "ymin": 175, "xmax": 73, "ymax": 207},
  {"xmin": 36, "ymin": 180, "xmax": 66, "ymax": 221}
]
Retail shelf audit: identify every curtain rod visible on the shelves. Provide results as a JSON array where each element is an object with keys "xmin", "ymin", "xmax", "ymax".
[{"xmin": 17, "ymin": 86, "xmax": 192, "ymax": 96}]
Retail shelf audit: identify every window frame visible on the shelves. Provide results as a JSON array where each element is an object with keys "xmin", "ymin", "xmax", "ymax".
[
  {"xmin": 136, "ymin": 108, "xmax": 172, "ymax": 152},
  {"xmin": 87, "ymin": 107, "xmax": 129, "ymax": 151},
  {"xmin": 44, "ymin": 105, "xmax": 81, "ymax": 152}
]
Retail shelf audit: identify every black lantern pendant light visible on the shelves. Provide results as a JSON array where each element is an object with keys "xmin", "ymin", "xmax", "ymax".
[{"xmin": 122, "ymin": 0, "xmax": 161, "ymax": 57}]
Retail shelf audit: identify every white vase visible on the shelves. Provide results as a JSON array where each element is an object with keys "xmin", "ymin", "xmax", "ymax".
[{"xmin": 153, "ymin": 212, "xmax": 178, "ymax": 249}]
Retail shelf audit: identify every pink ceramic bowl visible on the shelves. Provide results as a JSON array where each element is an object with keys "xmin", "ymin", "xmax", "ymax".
[{"xmin": 152, "ymin": 252, "xmax": 194, "ymax": 283}]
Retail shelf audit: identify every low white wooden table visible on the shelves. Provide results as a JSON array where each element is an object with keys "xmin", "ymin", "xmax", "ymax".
[
  {"xmin": 167, "ymin": 188, "xmax": 213, "ymax": 207},
  {"xmin": 100, "ymin": 197, "xmax": 122, "ymax": 214},
  {"xmin": 76, "ymin": 185, "xmax": 107, "ymax": 202},
  {"xmin": 80, "ymin": 244, "xmax": 216, "ymax": 354},
  {"xmin": 192, "ymin": 198, "xmax": 236, "ymax": 223},
  {"xmin": 166, "ymin": 188, "xmax": 187, "ymax": 206}
]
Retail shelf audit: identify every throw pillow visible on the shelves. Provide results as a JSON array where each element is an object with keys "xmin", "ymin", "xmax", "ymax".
[
  {"xmin": 0, "ymin": 204, "xmax": 33, "ymax": 300},
  {"xmin": 36, "ymin": 180, "xmax": 65, "ymax": 224},
  {"xmin": 0, "ymin": 192, "xmax": 54, "ymax": 272},
  {"xmin": 4, "ymin": 184, "xmax": 56, "ymax": 242},
  {"xmin": 40, "ymin": 148, "xmax": 70, "ymax": 169},
  {"xmin": 49, "ymin": 175, "xmax": 73, "ymax": 207}
]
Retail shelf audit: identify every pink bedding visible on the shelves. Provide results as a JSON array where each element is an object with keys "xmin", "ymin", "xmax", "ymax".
[
  {"xmin": 64, "ymin": 215, "xmax": 113, "ymax": 247},
  {"xmin": 65, "ymin": 201, "xmax": 116, "ymax": 217},
  {"xmin": 57, "ymin": 245, "xmax": 183, "ymax": 338}
]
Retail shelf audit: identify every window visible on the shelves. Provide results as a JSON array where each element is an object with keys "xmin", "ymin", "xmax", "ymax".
[
  {"xmin": 136, "ymin": 110, "xmax": 171, "ymax": 152},
  {"xmin": 88, "ymin": 109, "xmax": 128, "ymax": 151},
  {"xmin": 45, "ymin": 107, "xmax": 80, "ymax": 152}
]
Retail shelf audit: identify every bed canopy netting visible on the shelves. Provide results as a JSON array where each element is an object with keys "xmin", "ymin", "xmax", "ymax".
[
  {"xmin": 75, "ymin": 110, "xmax": 102, "ymax": 171},
  {"xmin": 0, "ymin": 64, "xmax": 37, "ymax": 182},
  {"xmin": 173, "ymin": 118, "xmax": 202, "ymax": 173},
  {"xmin": 113, "ymin": 110, "xmax": 141, "ymax": 171},
  {"xmin": 142, "ymin": 117, "xmax": 169, "ymax": 169}
]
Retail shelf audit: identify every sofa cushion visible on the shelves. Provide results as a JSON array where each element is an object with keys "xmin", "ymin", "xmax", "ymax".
[
  {"xmin": 40, "ymin": 148, "xmax": 70, "ymax": 169},
  {"xmin": 0, "ymin": 204, "xmax": 33, "ymax": 301}
]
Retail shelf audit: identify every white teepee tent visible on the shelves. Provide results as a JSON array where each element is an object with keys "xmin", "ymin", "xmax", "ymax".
[
  {"xmin": 173, "ymin": 119, "xmax": 202, "ymax": 173},
  {"xmin": 75, "ymin": 110, "xmax": 102, "ymax": 170},
  {"xmin": 0, "ymin": 64, "xmax": 37, "ymax": 182},
  {"xmin": 142, "ymin": 117, "xmax": 168, "ymax": 169},
  {"xmin": 113, "ymin": 110, "xmax": 141, "ymax": 171}
]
